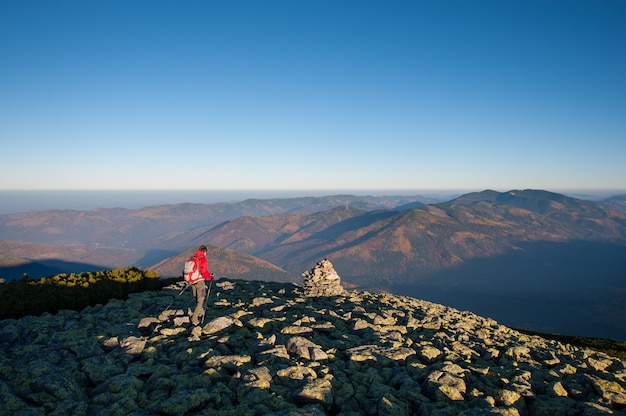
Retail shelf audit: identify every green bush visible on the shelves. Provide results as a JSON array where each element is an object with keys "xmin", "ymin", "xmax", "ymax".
[{"xmin": 0, "ymin": 267, "xmax": 177, "ymax": 320}]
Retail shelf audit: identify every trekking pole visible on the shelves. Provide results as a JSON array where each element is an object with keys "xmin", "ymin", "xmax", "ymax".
[
  {"xmin": 162, "ymin": 282, "xmax": 190, "ymax": 313},
  {"xmin": 200, "ymin": 277, "xmax": 214, "ymax": 325}
]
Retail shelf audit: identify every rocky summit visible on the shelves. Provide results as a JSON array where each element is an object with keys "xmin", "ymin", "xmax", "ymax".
[{"xmin": 1, "ymin": 278, "xmax": 626, "ymax": 416}]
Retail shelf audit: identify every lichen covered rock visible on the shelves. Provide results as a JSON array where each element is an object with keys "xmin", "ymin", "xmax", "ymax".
[{"xmin": 0, "ymin": 278, "xmax": 624, "ymax": 415}]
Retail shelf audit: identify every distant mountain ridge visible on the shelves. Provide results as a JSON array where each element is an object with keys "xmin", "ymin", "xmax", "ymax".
[
  {"xmin": 0, "ymin": 240, "xmax": 297, "ymax": 284},
  {"xmin": 599, "ymin": 194, "xmax": 626, "ymax": 213},
  {"xmin": 160, "ymin": 189, "xmax": 626, "ymax": 285},
  {"xmin": 1, "ymin": 190, "xmax": 625, "ymax": 284},
  {"xmin": 0, "ymin": 240, "xmax": 140, "ymax": 280},
  {"xmin": 447, "ymin": 189, "xmax": 609, "ymax": 215},
  {"xmin": 0, "ymin": 194, "xmax": 428, "ymax": 250},
  {"xmin": 0, "ymin": 194, "xmax": 428, "ymax": 280}
]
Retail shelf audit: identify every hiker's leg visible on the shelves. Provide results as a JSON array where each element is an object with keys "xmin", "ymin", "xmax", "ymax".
[{"xmin": 191, "ymin": 281, "xmax": 206, "ymax": 325}]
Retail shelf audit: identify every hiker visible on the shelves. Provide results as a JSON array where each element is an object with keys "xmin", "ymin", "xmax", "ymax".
[{"xmin": 189, "ymin": 245, "xmax": 212, "ymax": 325}]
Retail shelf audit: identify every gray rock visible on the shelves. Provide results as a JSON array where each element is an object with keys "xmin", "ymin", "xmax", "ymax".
[
  {"xmin": 120, "ymin": 335, "xmax": 147, "ymax": 356},
  {"xmin": 202, "ymin": 315, "xmax": 238, "ymax": 334},
  {"xmin": 286, "ymin": 336, "xmax": 322, "ymax": 360},
  {"xmin": 14, "ymin": 359, "xmax": 87, "ymax": 405},
  {"xmin": 0, "ymin": 277, "xmax": 625, "ymax": 416}
]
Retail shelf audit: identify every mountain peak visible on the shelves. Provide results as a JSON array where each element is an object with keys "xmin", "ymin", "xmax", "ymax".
[
  {"xmin": 445, "ymin": 189, "xmax": 605, "ymax": 215},
  {"xmin": 2, "ymin": 278, "xmax": 624, "ymax": 414}
]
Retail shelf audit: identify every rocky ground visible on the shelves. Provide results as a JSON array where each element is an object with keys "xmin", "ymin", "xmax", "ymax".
[{"xmin": 1, "ymin": 273, "xmax": 625, "ymax": 415}]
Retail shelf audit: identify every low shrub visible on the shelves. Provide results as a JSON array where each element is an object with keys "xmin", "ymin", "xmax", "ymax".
[{"xmin": 0, "ymin": 267, "xmax": 177, "ymax": 320}]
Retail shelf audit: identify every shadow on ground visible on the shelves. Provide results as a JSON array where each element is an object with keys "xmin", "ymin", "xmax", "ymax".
[{"xmin": 392, "ymin": 240, "xmax": 626, "ymax": 341}]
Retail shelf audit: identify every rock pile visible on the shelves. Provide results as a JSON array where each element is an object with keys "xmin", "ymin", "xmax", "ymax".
[
  {"xmin": 1, "ymin": 278, "xmax": 625, "ymax": 415},
  {"xmin": 302, "ymin": 259, "xmax": 344, "ymax": 297}
]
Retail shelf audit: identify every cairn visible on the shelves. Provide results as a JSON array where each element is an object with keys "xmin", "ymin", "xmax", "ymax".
[{"xmin": 302, "ymin": 259, "xmax": 344, "ymax": 297}]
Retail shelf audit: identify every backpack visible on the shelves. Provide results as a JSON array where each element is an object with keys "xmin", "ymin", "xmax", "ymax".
[{"xmin": 183, "ymin": 256, "xmax": 201, "ymax": 283}]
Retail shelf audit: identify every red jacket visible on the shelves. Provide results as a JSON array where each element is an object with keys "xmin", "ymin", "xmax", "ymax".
[{"xmin": 192, "ymin": 250, "xmax": 211, "ymax": 280}]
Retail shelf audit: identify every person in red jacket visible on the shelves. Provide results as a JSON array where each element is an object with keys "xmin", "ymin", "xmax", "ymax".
[{"xmin": 190, "ymin": 245, "xmax": 212, "ymax": 325}]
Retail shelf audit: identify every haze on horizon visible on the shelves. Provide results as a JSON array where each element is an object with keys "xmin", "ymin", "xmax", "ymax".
[
  {"xmin": 0, "ymin": 187, "xmax": 623, "ymax": 216},
  {"xmin": 1, "ymin": 1, "xmax": 625, "ymax": 193}
]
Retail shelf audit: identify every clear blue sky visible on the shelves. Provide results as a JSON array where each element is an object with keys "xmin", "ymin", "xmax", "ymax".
[{"xmin": 1, "ymin": 0, "xmax": 625, "ymax": 193}]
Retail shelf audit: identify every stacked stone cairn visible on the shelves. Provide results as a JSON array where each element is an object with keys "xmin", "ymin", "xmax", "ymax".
[
  {"xmin": 302, "ymin": 259, "xmax": 344, "ymax": 297},
  {"xmin": 1, "ymin": 263, "xmax": 626, "ymax": 415}
]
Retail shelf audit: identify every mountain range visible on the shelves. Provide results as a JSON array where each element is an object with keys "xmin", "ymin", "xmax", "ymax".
[{"xmin": 1, "ymin": 189, "xmax": 625, "ymax": 340}]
